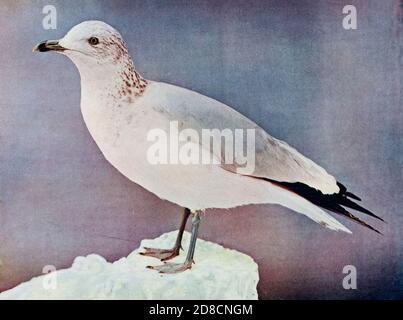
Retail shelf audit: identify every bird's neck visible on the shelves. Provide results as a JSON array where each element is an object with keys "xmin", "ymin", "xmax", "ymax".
[{"xmin": 78, "ymin": 57, "xmax": 148, "ymax": 104}]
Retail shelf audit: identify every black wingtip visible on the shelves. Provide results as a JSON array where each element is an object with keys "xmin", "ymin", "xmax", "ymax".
[
  {"xmin": 340, "ymin": 196, "xmax": 385, "ymax": 223},
  {"xmin": 338, "ymin": 182, "xmax": 361, "ymax": 201},
  {"xmin": 336, "ymin": 206, "xmax": 382, "ymax": 235},
  {"xmin": 337, "ymin": 181, "xmax": 384, "ymax": 223},
  {"xmin": 261, "ymin": 179, "xmax": 384, "ymax": 234},
  {"xmin": 345, "ymin": 191, "xmax": 362, "ymax": 201}
]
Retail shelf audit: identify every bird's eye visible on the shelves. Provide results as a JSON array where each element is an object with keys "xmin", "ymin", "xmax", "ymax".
[{"xmin": 88, "ymin": 37, "xmax": 99, "ymax": 45}]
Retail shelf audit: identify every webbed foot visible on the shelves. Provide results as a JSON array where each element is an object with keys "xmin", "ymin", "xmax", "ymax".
[
  {"xmin": 146, "ymin": 261, "xmax": 193, "ymax": 274},
  {"xmin": 140, "ymin": 247, "xmax": 181, "ymax": 261}
]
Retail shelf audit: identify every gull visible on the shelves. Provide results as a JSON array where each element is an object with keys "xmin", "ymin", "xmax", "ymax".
[{"xmin": 34, "ymin": 21, "xmax": 383, "ymax": 273}]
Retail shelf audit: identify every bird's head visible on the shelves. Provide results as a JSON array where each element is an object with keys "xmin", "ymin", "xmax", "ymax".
[
  {"xmin": 34, "ymin": 21, "xmax": 132, "ymax": 74},
  {"xmin": 33, "ymin": 21, "xmax": 147, "ymax": 98}
]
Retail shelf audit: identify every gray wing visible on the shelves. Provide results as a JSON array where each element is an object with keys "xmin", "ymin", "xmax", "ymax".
[{"xmin": 147, "ymin": 82, "xmax": 339, "ymax": 194}]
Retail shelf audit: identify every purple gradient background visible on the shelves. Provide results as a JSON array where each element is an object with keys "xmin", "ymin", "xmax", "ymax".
[{"xmin": 0, "ymin": 0, "xmax": 401, "ymax": 299}]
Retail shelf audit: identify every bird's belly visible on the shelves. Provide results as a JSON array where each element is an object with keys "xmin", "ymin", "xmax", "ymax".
[{"xmin": 101, "ymin": 137, "xmax": 271, "ymax": 209}]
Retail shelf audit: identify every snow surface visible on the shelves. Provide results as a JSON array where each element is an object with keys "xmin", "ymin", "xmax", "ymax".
[{"xmin": 0, "ymin": 231, "xmax": 259, "ymax": 299}]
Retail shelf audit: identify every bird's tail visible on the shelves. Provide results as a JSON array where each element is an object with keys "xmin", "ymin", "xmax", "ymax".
[
  {"xmin": 260, "ymin": 180, "xmax": 352, "ymax": 233},
  {"xmin": 270, "ymin": 180, "xmax": 384, "ymax": 234}
]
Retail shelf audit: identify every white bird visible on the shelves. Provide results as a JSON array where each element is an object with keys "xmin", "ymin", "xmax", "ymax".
[{"xmin": 34, "ymin": 21, "xmax": 383, "ymax": 273}]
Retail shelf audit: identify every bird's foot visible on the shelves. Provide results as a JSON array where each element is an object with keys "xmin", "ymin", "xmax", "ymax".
[
  {"xmin": 140, "ymin": 247, "xmax": 180, "ymax": 261},
  {"xmin": 146, "ymin": 261, "xmax": 193, "ymax": 274}
]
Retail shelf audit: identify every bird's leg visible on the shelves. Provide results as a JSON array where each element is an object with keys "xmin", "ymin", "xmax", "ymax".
[
  {"xmin": 140, "ymin": 208, "xmax": 191, "ymax": 261},
  {"xmin": 147, "ymin": 211, "xmax": 202, "ymax": 274}
]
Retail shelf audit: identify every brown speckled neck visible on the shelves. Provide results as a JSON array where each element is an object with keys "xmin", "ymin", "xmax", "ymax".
[
  {"xmin": 104, "ymin": 34, "xmax": 148, "ymax": 101},
  {"xmin": 78, "ymin": 33, "xmax": 149, "ymax": 103},
  {"xmin": 117, "ymin": 57, "xmax": 148, "ymax": 100}
]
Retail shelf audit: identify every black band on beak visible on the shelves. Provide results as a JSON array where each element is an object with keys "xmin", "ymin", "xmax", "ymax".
[{"xmin": 33, "ymin": 40, "xmax": 65, "ymax": 52}]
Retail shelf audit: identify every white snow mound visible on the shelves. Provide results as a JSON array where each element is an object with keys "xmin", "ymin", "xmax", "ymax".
[{"xmin": 0, "ymin": 231, "xmax": 259, "ymax": 300}]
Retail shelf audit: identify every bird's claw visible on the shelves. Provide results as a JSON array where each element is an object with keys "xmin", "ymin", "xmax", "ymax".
[
  {"xmin": 140, "ymin": 247, "xmax": 180, "ymax": 261},
  {"xmin": 146, "ymin": 261, "xmax": 193, "ymax": 274}
]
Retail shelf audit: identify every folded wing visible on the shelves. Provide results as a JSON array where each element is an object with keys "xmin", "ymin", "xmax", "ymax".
[{"xmin": 147, "ymin": 82, "xmax": 383, "ymax": 232}]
